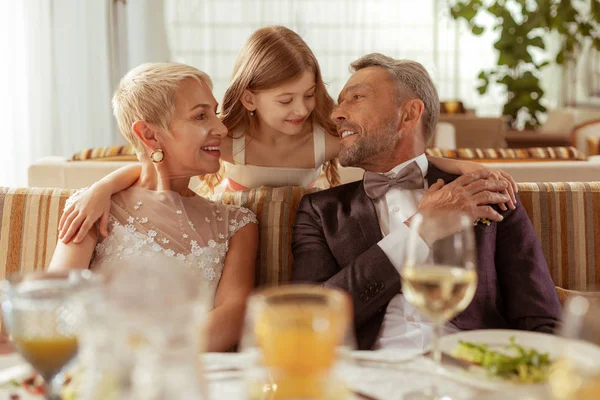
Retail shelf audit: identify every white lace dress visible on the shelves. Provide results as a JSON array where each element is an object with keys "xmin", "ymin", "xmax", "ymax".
[{"xmin": 66, "ymin": 186, "xmax": 257, "ymax": 309}]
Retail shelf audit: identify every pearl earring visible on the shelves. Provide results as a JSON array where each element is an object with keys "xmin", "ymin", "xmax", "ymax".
[{"xmin": 150, "ymin": 148, "xmax": 164, "ymax": 163}]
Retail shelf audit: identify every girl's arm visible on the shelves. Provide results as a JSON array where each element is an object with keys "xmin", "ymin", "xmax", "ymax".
[
  {"xmin": 59, "ymin": 164, "xmax": 142, "ymax": 244},
  {"xmin": 48, "ymin": 227, "xmax": 97, "ymax": 271},
  {"xmin": 205, "ymin": 222, "xmax": 258, "ymax": 352},
  {"xmin": 426, "ymin": 155, "xmax": 518, "ymax": 210}
]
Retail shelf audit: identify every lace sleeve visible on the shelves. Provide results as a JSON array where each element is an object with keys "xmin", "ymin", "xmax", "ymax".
[
  {"xmin": 227, "ymin": 205, "xmax": 257, "ymax": 240},
  {"xmin": 64, "ymin": 187, "xmax": 90, "ymax": 211}
]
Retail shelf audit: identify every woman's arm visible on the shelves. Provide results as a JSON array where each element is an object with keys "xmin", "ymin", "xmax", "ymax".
[
  {"xmin": 205, "ymin": 222, "xmax": 258, "ymax": 352},
  {"xmin": 426, "ymin": 155, "xmax": 517, "ymax": 210},
  {"xmin": 59, "ymin": 164, "xmax": 142, "ymax": 244},
  {"xmin": 48, "ymin": 227, "xmax": 97, "ymax": 271}
]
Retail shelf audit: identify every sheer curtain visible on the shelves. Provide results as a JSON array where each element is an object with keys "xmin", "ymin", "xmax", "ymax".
[
  {"xmin": 0, "ymin": 0, "xmax": 115, "ymax": 187},
  {"xmin": 0, "ymin": 1, "xmax": 31, "ymax": 186}
]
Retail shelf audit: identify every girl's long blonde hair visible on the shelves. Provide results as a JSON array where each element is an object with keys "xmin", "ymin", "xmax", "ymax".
[{"xmin": 201, "ymin": 26, "xmax": 339, "ymax": 193}]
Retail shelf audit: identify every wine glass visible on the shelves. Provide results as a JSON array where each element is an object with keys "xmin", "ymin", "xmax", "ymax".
[
  {"xmin": 549, "ymin": 292, "xmax": 600, "ymax": 400},
  {"xmin": 402, "ymin": 210, "xmax": 478, "ymax": 400},
  {"xmin": 239, "ymin": 284, "xmax": 355, "ymax": 400},
  {"xmin": 0, "ymin": 270, "xmax": 97, "ymax": 400}
]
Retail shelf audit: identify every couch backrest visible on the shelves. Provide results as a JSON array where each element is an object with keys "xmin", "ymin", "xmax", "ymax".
[
  {"xmin": 1, "ymin": 183, "xmax": 599, "ymax": 291},
  {"xmin": 518, "ymin": 182, "xmax": 600, "ymax": 290},
  {"xmin": 70, "ymin": 144, "xmax": 587, "ymax": 163},
  {"xmin": 0, "ymin": 187, "xmax": 72, "ymax": 277},
  {"xmin": 218, "ymin": 187, "xmax": 316, "ymax": 286},
  {"xmin": 425, "ymin": 146, "xmax": 586, "ymax": 162}
]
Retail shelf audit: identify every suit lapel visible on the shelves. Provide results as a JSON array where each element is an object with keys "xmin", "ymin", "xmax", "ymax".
[
  {"xmin": 426, "ymin": 162, "xmax": 459, "ymax": 186},
  {"xmin": 350, "ymin": 181, "xmax": 383, "ymax": 245}
]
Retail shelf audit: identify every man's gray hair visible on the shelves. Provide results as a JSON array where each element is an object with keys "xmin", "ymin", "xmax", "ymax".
[{"xmin": 350, "ymin": 53, "xmax": 440, "ymax": 144}]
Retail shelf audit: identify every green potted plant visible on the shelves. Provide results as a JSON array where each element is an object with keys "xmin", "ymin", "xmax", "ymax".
[{"xmin": 450, "ymin": 0, "xmax": 600, "ymax": 129}]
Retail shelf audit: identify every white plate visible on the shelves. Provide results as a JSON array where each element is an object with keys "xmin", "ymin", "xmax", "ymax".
[
  {"xmin": 352, "ymin": 349, "xmax": 422, "ymax": 365},
  {"xmin": 0, "ymin": 353, "xmax": 30, "ymax": 384},
  {"xmin": 437, "ymin": 329, "xmax": 600, "ymax": 391}
]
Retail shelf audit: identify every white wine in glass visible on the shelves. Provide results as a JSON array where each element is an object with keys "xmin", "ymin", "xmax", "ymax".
[
  {"xmin": 402, "ymin": 211, "xmax": 477, "ymax": 400},
  {"xmin": 402, "ymin": 264, "xmax": 477, "ymax": 324}
]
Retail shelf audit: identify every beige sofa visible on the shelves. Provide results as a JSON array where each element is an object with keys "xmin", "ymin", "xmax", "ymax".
[
  {"xmin": 28, "ymin": 157, "xmax": 201, "ymax": 189},
  {"xmin": 29, "ymin": 146, "xmax": 600, "ymax": 189},
  {"xmin": 2, "ymin": 182, "xmax": 599, "ymax": 296}
]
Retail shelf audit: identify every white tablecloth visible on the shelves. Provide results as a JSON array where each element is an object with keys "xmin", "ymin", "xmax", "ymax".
[{"xmin": 0, "ymin": 351, "xmax": 546, "ymax": 399}]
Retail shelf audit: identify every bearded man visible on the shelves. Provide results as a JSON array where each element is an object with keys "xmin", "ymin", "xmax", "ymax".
[{"xmin": 291, "ymin": 53, "xmax": 561, "ymax": 350}]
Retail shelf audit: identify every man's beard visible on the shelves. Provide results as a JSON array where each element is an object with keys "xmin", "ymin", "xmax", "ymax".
[{"xmin": 338, "ymin": 118, "xmax": 400, "ymax": 168}]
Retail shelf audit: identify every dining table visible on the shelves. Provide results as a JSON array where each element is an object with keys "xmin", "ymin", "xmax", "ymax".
[{"xmin": 0, "ymin": 345, "xmax": 549, "ymax": 400}]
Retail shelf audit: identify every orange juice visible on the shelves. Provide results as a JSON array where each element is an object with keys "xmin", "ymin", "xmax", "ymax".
[
  {"xmin": 13, "ymin": 336, "xmax": 78, "ymax": 379},
  {"xmin": 256, "ymin": 304, "xmax": 343, "ymax": 372},
  {"xmin": 254, "ymin": 304, "xmax": 346, "ymax": 398},
  {"xmin": 247, "ymin": 379, "xmax": 350, "ymax": 400}
]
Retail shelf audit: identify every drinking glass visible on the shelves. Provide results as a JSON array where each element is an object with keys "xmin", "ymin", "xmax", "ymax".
[
  {"xmin": 549, "ymin": 292, "xmax": 600, "ymax": 400},
  {"xmin": 1, "ymin": 270, "xmax": 98, "ymax": 400},
  {"xmin": 240, "ymin": 284, "xmax": 355, "ymax": 400},
  {"xmin": 78, "ymin": 260, "xmax": 210, "ymax": 400},
  {"xmin": 402, "ymin": 210, "xmax": 478, "ymax": 400}
]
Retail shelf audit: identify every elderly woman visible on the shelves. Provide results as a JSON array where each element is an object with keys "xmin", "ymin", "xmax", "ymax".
[{"xmin": 49, "ymin": 63, "xmax": 258, "ymax": 352}]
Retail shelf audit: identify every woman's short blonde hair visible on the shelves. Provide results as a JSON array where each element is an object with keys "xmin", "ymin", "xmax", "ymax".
[{"xmin": 112, "ymin": 62, "xmax": 213, "ymax": 153}]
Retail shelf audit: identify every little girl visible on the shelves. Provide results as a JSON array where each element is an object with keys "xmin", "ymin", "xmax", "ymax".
[{"xmin": 58, "ymin": 26, "xmax": 517, "ymax": 243}]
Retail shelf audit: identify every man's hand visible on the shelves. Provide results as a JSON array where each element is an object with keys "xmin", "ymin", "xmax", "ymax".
[{"xmin": 418, "ymin": 170, "xmax": 510, "ymax": 222}]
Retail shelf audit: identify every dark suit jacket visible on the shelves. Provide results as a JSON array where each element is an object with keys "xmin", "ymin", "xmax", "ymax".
[{"xmin": 291, "ymin": 163, "xmax": 562, "ymax": 350}]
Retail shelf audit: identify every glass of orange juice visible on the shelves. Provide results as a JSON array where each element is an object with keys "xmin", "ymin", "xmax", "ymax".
[
  {"xmin": 549, "ymin": 292, "xmax": 600, "ymax": 400},
  {"xmin": 240, "ymin": 285, "xmax": 355, "ymax": 400},
  {"xmin": 1, "ymin": 270, "xmax": 99, "ymax": 400}
]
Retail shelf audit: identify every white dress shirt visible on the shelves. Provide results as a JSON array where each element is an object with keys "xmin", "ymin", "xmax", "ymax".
[{"xmin": 373, "ymin": 154, "xmax": 459, "ymax": 350}]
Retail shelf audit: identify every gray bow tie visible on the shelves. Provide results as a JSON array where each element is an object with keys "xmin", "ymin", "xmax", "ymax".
[{"xmin": 363, "ymin": 161, "xmax": 425, "ymax": 199}]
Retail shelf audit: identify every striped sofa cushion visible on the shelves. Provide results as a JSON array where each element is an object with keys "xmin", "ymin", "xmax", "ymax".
[
  {"xmin": 426, "ymin": 146, "xmax": 586, "ymax": 161},
  {"xmin": 0, "ymin": 186, "xmax": 314, "ymax": 286},
  {"xmin": 71, "ymin": 145, "xmax": 137, "ymax": 161},
  {"xmin": 217, "ymin": 186, "xmax": 317, "ymax": 286},
  {"xmin": 1, "ymin": 183, "xmax": 599, "ymax": 292},
  {"xmin": 518, "ymin": 182, "xmax": 600, "ymax": 290},
  {"xmin": 0, "ymin": 187, "xmax": 73, "ymax": 277},
  {"xmin": 588, "ymin": 136, "xmax": 600, "ymax": 156}
]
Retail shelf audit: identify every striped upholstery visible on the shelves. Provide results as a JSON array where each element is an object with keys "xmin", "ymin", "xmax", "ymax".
[
  {"xmin": 71, "ymin": 145, "xmax": 137, "ymax": 161},
  {"xmin": 588, "ymin": 136, "xmax": 600, "ymax": 156},
  {"xmin": 425, "ymin": 146, "xmax": 586, "ymax": 161},
  {"xmin": 1, "ymin": 183, "xmax": 599, "ymax": 293},
  {"xmin": 218, "ymin": 186, "xmax": 317, "ymax": 286},
  {"xmin": 70, "ymin": 144, "xmax": 588, "ymax": 162},
  {"xmin": 0, "ymin": 187, "xmax": 73, "ymax": 277},
  {"xmin": 518, "ymin": 182, "xmax": 600, "ymax": 290}
]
